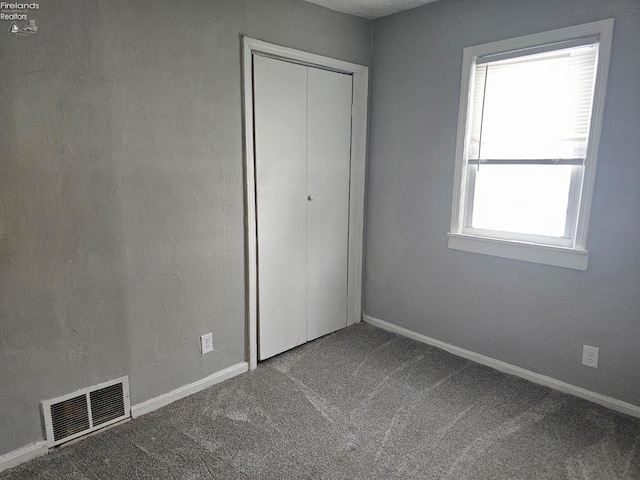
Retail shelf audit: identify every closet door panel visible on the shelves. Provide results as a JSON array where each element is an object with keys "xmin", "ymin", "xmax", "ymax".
[
  {"xmin": 306, "ymin": 68, "xmax": 352, "ymax": 341},
  {"xmin": 254, "ymin": 56, "xmax": 308, "ymax": 360}
]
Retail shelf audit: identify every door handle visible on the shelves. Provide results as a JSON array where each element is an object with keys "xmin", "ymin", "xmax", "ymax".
[{"xmin": 308, "ymin": 195, "xmax": 314, "ymax": 201}]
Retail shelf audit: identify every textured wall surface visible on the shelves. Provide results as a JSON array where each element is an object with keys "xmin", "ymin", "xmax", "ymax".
[
  {"xmin": 365, "ymin": 0, "xmax": 640, "ymax": 406},
  {"xmin": 0, "ymin": 0, "xmax": 370, "ymax": 456}
]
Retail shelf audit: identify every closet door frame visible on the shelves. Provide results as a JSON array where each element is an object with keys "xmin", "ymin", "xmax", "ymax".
[{"xmin": 242, "ymin": 37, "xmax": 369, "ymax": 370}]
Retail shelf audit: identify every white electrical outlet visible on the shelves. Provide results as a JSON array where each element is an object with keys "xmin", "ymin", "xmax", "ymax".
[
  {"xmin": 582, "ymin": 345, "xmax": 599, "ymax": 368},
  {"xmin": 200, "ymin": 333, "xmax": 213, "ymax": 354}
]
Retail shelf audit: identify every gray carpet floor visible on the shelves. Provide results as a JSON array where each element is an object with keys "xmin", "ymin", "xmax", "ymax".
[{"xmin": 2, "ymin": 323, "xmax": 639, "ymax": 479}]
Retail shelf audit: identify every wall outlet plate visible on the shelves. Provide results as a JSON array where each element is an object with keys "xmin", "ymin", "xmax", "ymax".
[
  {"xmin": 582, "ymin": 345, "xmax": 599, "ymax": 368},
  {"xmin": 200, "ymin": 333, "xmax": 213, "ymax": 354}
]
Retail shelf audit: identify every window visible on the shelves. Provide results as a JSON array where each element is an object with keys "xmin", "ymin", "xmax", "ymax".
[{"xmin": 448, "ymin": 20, "xmax": 614, "ymax": 270}]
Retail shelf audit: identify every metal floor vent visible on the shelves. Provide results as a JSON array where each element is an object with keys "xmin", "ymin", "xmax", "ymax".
[{"xmin": 42, "ymin": 376, "xmax": 130, "ymax": 447}]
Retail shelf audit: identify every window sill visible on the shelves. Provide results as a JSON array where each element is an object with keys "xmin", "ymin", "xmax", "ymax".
[{"xmin": 447, "ymin": 233, "xmax": 589, "ymax": 270}]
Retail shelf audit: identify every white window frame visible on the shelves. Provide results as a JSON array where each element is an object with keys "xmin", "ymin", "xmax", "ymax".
[{"xmin": 448, "ymin": 19, "xmax": 614, "ymax": 271}]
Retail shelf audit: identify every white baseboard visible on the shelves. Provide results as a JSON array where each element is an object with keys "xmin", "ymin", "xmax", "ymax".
[
  {"xmin": 363, "ymin": 314, "xmax": 640, "ymax": 419},
  {"xmin": 0, "ymin": 441, "xmax": 48, "ymax": 473},
  {"xmin": 131, "ymin": 362, "xmax": 248, "ymax": 418}
]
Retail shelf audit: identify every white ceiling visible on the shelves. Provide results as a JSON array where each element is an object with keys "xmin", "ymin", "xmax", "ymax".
[{"xmin": 302, "ymin": 0, "xmax": 439, "ymax": 19}]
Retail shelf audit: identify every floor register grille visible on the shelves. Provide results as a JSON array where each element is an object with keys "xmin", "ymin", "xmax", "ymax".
[{"xmin": 42, "ymin": 376, "xmax": 130, "ymax": 447}]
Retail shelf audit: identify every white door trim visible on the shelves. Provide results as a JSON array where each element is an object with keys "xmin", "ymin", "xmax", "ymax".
[{"xmin": 242, "ymin": 37, "xmax": 369, "ymax": 370}]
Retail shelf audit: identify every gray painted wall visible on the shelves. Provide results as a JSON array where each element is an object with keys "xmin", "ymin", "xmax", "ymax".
[
  {"xmin": 0, "ymin": 0, "xmax": 370, "ymax": 456},
  {"xmin": 366, "ymin": 0, "xmax": 640, "ymax": 406}
]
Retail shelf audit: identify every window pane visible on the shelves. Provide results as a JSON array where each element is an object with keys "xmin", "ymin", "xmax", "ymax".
[
  {"xmin": 468, "ymin": 45, "xmax": 597, "ymax": 161},
  {"xmin": 471, "ymin": 165, "xmax": 574, "ymax": 237}
]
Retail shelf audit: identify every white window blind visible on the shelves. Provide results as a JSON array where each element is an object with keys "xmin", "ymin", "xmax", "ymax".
[{"xmin": 468, "ymin": 42, "xmax": 599, "ymax": 162}]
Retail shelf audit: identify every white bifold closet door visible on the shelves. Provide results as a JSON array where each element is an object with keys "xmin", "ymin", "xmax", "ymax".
[{"xmin": 253, "ymin": 55, "xmax": 352, "ymax": 361}]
